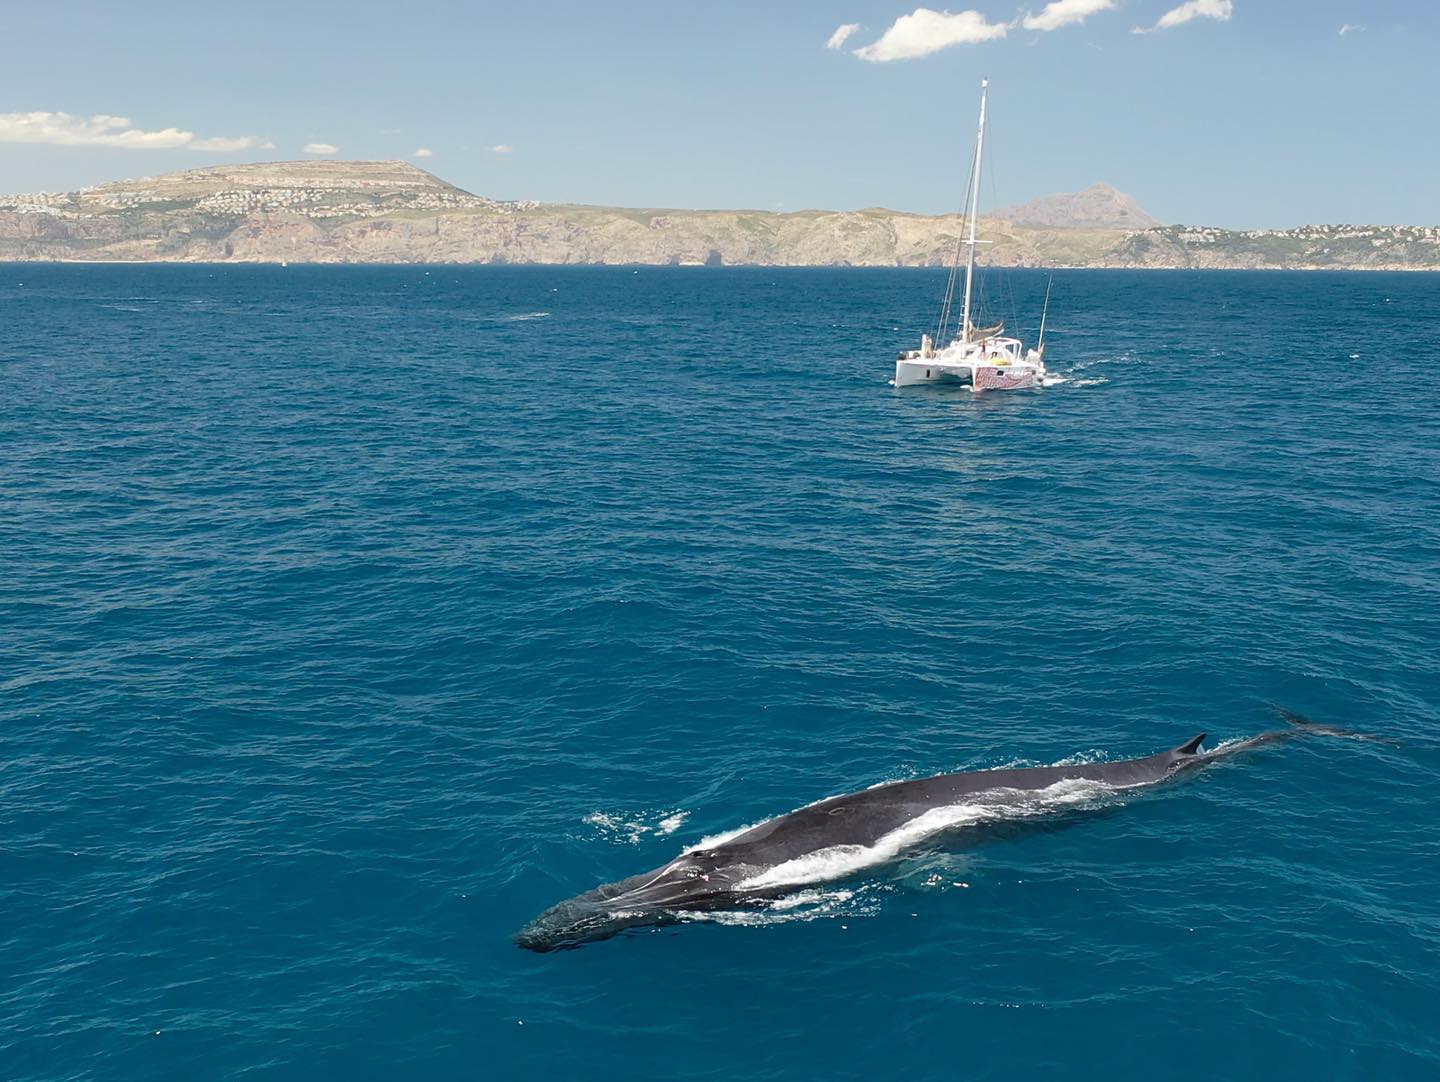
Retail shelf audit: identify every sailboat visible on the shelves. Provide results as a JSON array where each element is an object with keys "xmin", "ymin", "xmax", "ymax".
[{"xmin": 894, "ymin": 79, "xmax": 1050, "ymax": 392}]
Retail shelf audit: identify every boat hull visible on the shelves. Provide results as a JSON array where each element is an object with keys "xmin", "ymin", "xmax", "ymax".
[
  {"xmin": 894, "ymin": 356, "xmax": 1044, "ymax": 391},
  {"xmin": 894, "ymin": 358, "xmax": 971, "ymax": 388},
  {"xmin": 974, "ymin": 365, "xmax": 1039, "ymax": 391}
]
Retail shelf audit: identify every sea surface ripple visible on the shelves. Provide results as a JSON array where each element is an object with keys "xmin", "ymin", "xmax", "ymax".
[{"xmin": 2, "ymin": 266, "xmax": 1437, "ymax": 1080}]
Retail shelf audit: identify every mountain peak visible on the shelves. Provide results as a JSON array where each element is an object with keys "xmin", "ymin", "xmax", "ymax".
[{"xmin": 992, "ymin": 184, "xmax": 1162, "ymax": 229}]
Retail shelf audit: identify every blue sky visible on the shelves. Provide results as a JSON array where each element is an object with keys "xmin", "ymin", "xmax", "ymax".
[{"xmin": 1, "ymin": 2, "xmax": 1434, "ymax": 227}]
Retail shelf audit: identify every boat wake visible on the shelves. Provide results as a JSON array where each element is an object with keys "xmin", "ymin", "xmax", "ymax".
[
  {"xmin": 1044, "ymin": 368, "xmax": 1111, "ymax": 388},
  {"xmin": 460, "ymin": 311, "xmax": 553, "ymax": 324}
]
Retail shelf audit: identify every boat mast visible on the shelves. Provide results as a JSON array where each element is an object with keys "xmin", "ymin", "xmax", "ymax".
[
  {"xmin": 1037, "ymin": 274, "xmax": 1053, "ymax": 353},
  {"xmin": 960, "ymin": 78, "xmax": 989, "ymax": 344}
]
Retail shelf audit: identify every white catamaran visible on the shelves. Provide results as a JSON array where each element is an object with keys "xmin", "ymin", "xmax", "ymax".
[{"xmin": 894, "ymin": 79, "xmax": 1051, "ymax": 392}]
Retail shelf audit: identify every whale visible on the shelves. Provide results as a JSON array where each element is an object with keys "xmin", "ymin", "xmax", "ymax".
[{"xmin": 517, "ymin": 714, "xmax": 1343, "ymax": 952}]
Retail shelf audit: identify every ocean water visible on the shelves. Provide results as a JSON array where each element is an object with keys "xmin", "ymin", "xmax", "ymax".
[{"xmin": 2, "ymin": 264, "xmax": 1437, "ymax": 1081}]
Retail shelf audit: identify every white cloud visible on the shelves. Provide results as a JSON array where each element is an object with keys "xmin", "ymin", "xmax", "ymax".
[
  {"xmin": 826, "ymin": 23, "xmax": 862, "ymax": 49},
  {"xmin": 414, "ymin": 147, "xmax": 434, "ymax": 158},
  {"xmin": 0, "ymin": 111, "xmax": 271, "ymax": 151},
  {"xmin": 490, "ymin": 144, "xmax": 513, "ymax": 154},
  {"xmin": 854, "ymin": 8, "xmax": 1009, "ymax": 62},
  {"xmin": 303, "ymin": 142, "xmax": 339, "ymax": 155},
  {"xmin": 192, "ymin": 135, "xmax": 272, "ymax": 152},
  {"xmin": 1133, "ymin": 0, "xmax": 1233, "ymax": 33},
  {"xmin": 1023, "ymin": 0, "xmax": 1115, "ymax": 32},
  {"xmin": 1339, "ymin": 23, "xmax": 1364, "ymax": 35}
]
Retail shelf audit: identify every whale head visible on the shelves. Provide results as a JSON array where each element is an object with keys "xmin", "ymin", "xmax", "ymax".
[{"xmin": 517, "ymin": 850, "xmax": 741, "ymax": 952}]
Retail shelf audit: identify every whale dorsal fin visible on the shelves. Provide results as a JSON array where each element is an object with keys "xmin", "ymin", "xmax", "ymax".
[{"xmin": 1174, "ymin": 733, "xmax": 1207, "ymax": 756}]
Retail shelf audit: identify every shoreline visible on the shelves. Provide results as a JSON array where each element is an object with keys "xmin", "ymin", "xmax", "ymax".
[{"xmin": 4, "ymin": 258, "xmax": 1437, "ymax": 272}]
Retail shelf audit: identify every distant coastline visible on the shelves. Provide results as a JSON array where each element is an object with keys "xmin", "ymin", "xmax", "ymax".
[
  {"xmin": 16, "ymin": 261, "xmax": 1440, "ymax": 273},
  {"xmin": 4, "ymin": 160, "xmax": 1437, "ymax": 271}
]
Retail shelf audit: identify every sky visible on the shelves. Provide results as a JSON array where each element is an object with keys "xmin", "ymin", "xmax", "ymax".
[{"xmin": 0, "ymin": 1, "xmax": 1435, "ymax": 228}]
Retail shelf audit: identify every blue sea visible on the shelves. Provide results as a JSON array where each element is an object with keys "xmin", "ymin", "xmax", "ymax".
[{"xmin": 2, "ymin": 264, "xmax": 1438, "ymax": 1081}]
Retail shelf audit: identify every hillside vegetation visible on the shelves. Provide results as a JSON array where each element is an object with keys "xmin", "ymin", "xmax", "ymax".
[{"xmin": 2, "ymin": 161, "xmax": 1436, "ymax": 269}]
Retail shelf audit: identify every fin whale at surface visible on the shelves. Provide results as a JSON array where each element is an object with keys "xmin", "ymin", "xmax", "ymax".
[
  {"xmin": 1273, "ymin": 706, "xmax": 1351, "ymax": 736},
  {"xmin": 1216, "ymin": 708, "xmax": 1382, "ymax": 757},
  {"xmin": 518, "ymin": 716, "xmax": 1362, "ymax": 951},
  {"xmin": 1269, "ymin": 705, "xmax": 1386, "ymax": 744},
  {"xmin": 1274, "ymin": 706, "xmax": 1340, "ymax": 732}
]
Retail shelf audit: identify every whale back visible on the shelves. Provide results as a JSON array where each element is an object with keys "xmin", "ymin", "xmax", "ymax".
[
  {"xmin": 518, "ymin": 732, "xmax": 1218, "ymax": 950},
  {"xmin": 709, "ymin": 734, "xmax": 1210, "ymax": 867}
]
